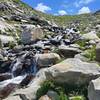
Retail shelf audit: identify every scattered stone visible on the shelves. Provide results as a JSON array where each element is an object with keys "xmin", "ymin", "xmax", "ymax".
[{"xmin": 47, "ymin": 90, "xmax": 59, "ymax": 100}]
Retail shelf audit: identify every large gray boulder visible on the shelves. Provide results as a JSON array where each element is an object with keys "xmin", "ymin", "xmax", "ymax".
[
  {"xmin": 58, "ymin": 45, "xmax": 81, "ymax": 58},
  {"xmin": 21, "ymin": 25, "xmax": 44, "ymax": 44},
  {"xmin": 35, "ymin": 53, "xmax": 61, "ymax": 69},
  {"xmin": 46, "ymin": 58, "xmax": 100, "ymax": 85},
  {"xmin": 6, "ymin": 59, "xmax": 100, "ymax": 100},
  {"xmin": 82, "ymin": 31, "xmax": 100, "ymax": 42},
  {"xmin": 88, "ymin": 77, "xmax": 100, "ymax": 100}
]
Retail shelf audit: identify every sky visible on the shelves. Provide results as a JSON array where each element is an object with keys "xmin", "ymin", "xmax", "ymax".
[{"xmin": 21, "ymin": 0, "xmax": 100, "ymax": 15}]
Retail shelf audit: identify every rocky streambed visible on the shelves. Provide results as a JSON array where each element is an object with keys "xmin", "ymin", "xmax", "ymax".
[{"xmin": 0, "ymin": 20, "xmax": 100, "ymax": 100}]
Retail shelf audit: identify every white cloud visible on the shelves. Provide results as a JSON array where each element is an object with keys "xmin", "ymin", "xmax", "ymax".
[
  {"xmin": 79, "ymin": 0, "xmax": 94, "ymax": 4},
  {"xmin": 78, "ymin": 7, "xmax": 91, "ymax": 14},
  {"xmin": 35, "ymin": 3, "xmax": 51, "ymax": 13},
  {"xmin": 74, "ymin": 0, "xmax": 95, "ymax": 7},
  {"xmin": 58, "ymin": 10, "xmax": 67, "ymax": 15}
]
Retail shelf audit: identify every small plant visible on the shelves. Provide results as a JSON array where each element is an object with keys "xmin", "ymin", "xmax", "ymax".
[
  {"xmin": 8, "ymin": 41, "xmax": 16, "ymax": 49},
  {"xmin": 84, "ymin": 46, "xmax": 96, "ymax": 61},
  {"xmin": 36, "ymin": 80, "xmax": 55, "ymax": 99},
  {"xmin": 76, "ymin": 40, "xmax": 89, "ymax": 50},
  {"xmin": 59, "ymin": 91, "xmax": 69, "ymax": 100}
]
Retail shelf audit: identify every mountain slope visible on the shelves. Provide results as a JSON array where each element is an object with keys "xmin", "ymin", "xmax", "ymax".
[{"xmin": 0, "ymin": 0, "xmax": 100, "ymax": 39}]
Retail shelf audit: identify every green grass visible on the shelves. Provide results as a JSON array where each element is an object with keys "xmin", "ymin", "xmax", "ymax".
[
  {"xmin": 36, "ymin": 80, "xmax": 87, "ymax": 100},
  {"xmin": 83, "ymin": 46, "xmax": 96, "ymax": 61}
]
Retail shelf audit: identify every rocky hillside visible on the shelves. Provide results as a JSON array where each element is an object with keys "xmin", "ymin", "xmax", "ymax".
[
  {"xmin": 0, "ymin": 0, "xmax": 100, "ymax": 38},
  {"xmin": 0, "ymin": 0, "xmax": 100, "ymax": 100}
]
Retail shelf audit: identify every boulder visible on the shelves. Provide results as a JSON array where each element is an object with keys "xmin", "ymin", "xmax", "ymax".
[
  {"xmin": 21, "ymin": 25, "xmax": 44, "ymax": 44},
  {"xmin": 58, "ymin": 45, "xmax": 81, "ymax": 58},
  {"xmin": 0, "ymin": 73, "xmax": 11, "ymax": 82},
  {"xmin": 75, "ymin": 53, "xmax": 89, "ymax": 62},
  {"xmin": 35, "ymin": 53, "xmax": 61, "ymax": 69},
  {"xmin": 45, "ymin": 58, "xmax": 100, "ymax": 86},
  {"xmin": 96, "ymin": 42, "xmax": 100, "ymax": 62},
  {"xmin": 88, "ymin": 77, "xmax": 100, "ymax": 100},
  {"xmin": 82, "ymin": 31, "xmax": 100, "ymax": 42},
  {"xmin": 20, "ymin": 74, "xmax": 34, "ymax": 87},
  {"xmin": 0, "ymin": 83, "xmax": 18, "ymax": 99}
]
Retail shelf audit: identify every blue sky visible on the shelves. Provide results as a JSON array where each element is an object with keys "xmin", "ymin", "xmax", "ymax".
[{"xmin": 21, "ymin": 0, "xmax": 100, "ymax": 15}]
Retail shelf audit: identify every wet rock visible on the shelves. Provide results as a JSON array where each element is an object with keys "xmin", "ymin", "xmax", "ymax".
[
  {"xmin": 0, "ymin": 83, "xmax": 18, "ymax": 99},
  {"xmin": 10, "ymin": 52, "xmax": 36, "ymax": 77},
  {"xmin": 20, "ymin": 74, "xmax": 34, "ymax": 87},
  {"xmin": 0, "ymin": 75, "xmax": 26, "ymax": 90},
  {"xmin": 12, "ymin": 68, "xmax": 48, "ymax": 100},
  {"xmin": 0, "ymin": 60, "xmax": 11, "ymax": 73},
  {"xmin": 35, "ymin": 53, "xmax": 61, "ymax": 69},
  {"xmin": 63, "ymin": 39, "xmax": 71, "ymax": 45},
  {"xmin": 88, "ymin": 77, "xmax": 100, "ymax": 100},
  {"xmin": 58, "ymin": 45, "xmax": 81, "ymax": 58},
  {"xmin": 50, "ymin": 35, "xmax": 63, "ymax": 45},
  {"xmin": 0, "ymin": 73, "xmax": 11, "ymax": 82}
]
